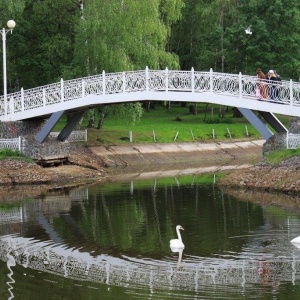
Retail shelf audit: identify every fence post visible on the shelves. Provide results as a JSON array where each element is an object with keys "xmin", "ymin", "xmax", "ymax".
[
  {"xmin": 153, "ymin": 130, "xmax": 156, "ymax": 143},
  {"xmin": 21, "ymin": 88, "xmax": 24, "ymax": 111},
  {"xmin": 102, "ymin": 70, "xmax": 106, "ymax": 95},
  {"xmin": 60, "ymin": 78, "xmax": 64, "ymax": 102},
  {"xmin": 239, "ymin": 72, "xmax": 243, "ymax": 99},
  {"xmin": 245, "ymin": 125, "xmax": 249, "ymax": 137},
  {"xmin": 18, "ymin": 136, "xmax": 22, "ymax": 152},
  {"xmin": 210, "ymin": 68, "xmax": 213, "ymax": 92},
  {"xmin": 227, "ymin": 128, "xmax": 232, "ymax": 139},
  {"xmin": 191, "ymin": 67, "xmax": 194, "ymax": 92},
  {"xmin": 165, "ymin": 67, "xmax": 168, "ymax": 92},
  {"xmin": 190, "ymin": 129, "xmax": 195, "ymax": 140},
  {"xmin": 85, "ymin": 129, "xmax": 88, "ymax": 142},
  {"xmin": 146, "ymin": 66, "xmax": 149, "ymax": 91},
  {"xmin": 286, "ymin": 131, "xmax": 289, "ymax": 149}
]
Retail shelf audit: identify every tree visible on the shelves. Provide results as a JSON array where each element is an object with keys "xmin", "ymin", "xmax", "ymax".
[
  {"xmin": 6, "ymin": 0, "xmax": 78, "ymax": 91},
  {"xmin": 170, "ymin": 0, "xmax": 300, "ymax": 80},
  {"xmin": 72, "ymin": 0, "xmax": 184, "ymax": 128},
  {"xmin": 0, "ymin": 0, "xmax": 26, "ymax": 94}
]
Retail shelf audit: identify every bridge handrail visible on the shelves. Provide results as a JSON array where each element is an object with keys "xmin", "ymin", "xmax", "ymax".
[{"xmin": 1, "ymin": 67, "xmax": 300, "ymax": 118}]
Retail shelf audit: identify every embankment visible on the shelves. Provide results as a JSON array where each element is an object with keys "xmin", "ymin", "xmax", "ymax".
[{"xmin": 89, "ymin": 140, "xmax": 264, "ymax": 180}]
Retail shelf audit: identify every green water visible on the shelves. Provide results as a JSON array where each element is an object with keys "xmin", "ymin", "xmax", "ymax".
[{"xmin": 1, "ymin": 176, "xmax": 300, "ymax": 299}]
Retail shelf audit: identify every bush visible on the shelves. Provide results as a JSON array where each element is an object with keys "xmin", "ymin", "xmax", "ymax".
[{"xmin": 0, "ymin": 148, "xmax": 22, "ymax": 157}]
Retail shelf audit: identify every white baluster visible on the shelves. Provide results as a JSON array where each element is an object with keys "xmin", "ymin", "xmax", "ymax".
[
  {"xmin": 239, "ymin": 72, "xmax": 242, "ymax": 99},
  {"xmin": 210, "ymin": 68, "xmax": 213, "ymax": 92},
  {"xmin": 21, "ymin": 88, "xmax": 24, "ymax": 111},
  {"xmin": 290, "ymin": 79, "xmax": 293, "ymax": 106},
  {"xmin": 60, "ymin": 78, "xmax": 64, "ymax": 102},
  {"xmin": 146, "ymin": 66, "xmax": 149, "ymax": 91},
  {"xmin": 191, "ymin": 67, "xmax": 194, "ymax": 92},
  {"xmin": 43, "ymin": 88, "xmax": 46, "ymax": 106},
  {"xmin": 103, "ymin": 70, "xmax": 106, "ymax": 95},
  {"xmin": 165, "ymin": 67, "xmax": 168, "ymax": 92},
  {"xmin": 123, "ymin": 71, "xmax": 126, "ymax": 93},
  {"xmin": 9, "ymin": 96, "xmax": 13, "ymax": 113},
  {"xmin": 82, "ymin": 79, "xmax": 85, "ymax": 98}
]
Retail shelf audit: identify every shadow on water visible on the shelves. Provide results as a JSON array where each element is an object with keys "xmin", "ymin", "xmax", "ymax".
[{"xmin": 1, "ymin": 172, "xmax": 300, "ymax": 299}]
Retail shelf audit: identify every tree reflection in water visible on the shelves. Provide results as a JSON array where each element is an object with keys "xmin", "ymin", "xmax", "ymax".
[{"xmin": 1, "ymin": 177, "xmax": 300, "ymax": 299}]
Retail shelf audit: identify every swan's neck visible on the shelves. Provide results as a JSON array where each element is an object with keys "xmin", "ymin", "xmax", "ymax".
[{"xmin": 176, "ymin": 228, "xmax": 182, "ymax": 241}]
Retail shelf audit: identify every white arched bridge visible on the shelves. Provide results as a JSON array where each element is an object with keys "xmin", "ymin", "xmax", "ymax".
[{"xmin": 1, "ymin": 67, "xmax": 300, "ymax": 143}]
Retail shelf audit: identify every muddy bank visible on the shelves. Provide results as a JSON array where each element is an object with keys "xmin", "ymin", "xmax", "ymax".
[
  {"xmin": 0, "ymin": 140, "xmax": 264, "ymax": 200},
  {"xmin": 219, "ymin": 187, "xmax": 300, "ymax": 213},
  {"xmin": 218, "ymin": 156, "xmax": 300, "ymax": 194}
]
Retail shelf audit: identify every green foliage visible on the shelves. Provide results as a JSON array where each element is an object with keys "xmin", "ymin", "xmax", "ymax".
[
  {"xmin": 0, "ymin": 148, "xmax": 21, "ymax": 157},
  {"xmin": 170, "ymin": 0, "xmax": 300, "ymax": 79},
  {"xmin": 265, "ymin": 148, "xmax": 300, "ymax": 165},
  {"xmin": 106, "ymin": 103, "xmax": 144, "ymax": 126},
  {"xmin": 3, "ymin": 0, "xmax": 78, "ymax": 91},
  {"xmin": 0, "ymin": 148, "xmax": 32, "ymax": 162},
  {"xmin": 73, "ymin": 0, "xmax": 184, "ymax": 75},
  {"xmin": 204, "ymin": 118, "xmax": 233, "ymax": 124}
]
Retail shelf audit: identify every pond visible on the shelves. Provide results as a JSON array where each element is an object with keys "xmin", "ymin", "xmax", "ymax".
[{"xmin": 1, "ymin": 175, "xmax": 300, "ymax": 299}]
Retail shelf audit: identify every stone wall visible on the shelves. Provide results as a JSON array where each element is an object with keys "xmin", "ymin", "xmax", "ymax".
[
  {"xmin": 262, "ymin": 132, "xmax": 286, "ymax": 156},
  {"xmin": 0, "ymin": 121, "xmax": 71, "ymax": 160},
  {"xmin": 22, "ymin": 135, "xmax": 71, "ymax": 160},
  {"xmin": 262, "ymin": 117, "xmax": 300, "ymax": 156},
  {"xmin": 0, "ymin": 120, "xmax": 43, "ymax": 138}
]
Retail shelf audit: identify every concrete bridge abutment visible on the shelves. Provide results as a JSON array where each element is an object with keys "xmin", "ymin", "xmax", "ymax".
[{"xmin": 0, "ymin": 120, "xmax": 72, "ymax": 160}]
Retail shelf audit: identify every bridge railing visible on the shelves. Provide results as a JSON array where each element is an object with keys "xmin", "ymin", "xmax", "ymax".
[{"xmin": 1, "ymin": 68, "xmax": 300, "ymax": 118}]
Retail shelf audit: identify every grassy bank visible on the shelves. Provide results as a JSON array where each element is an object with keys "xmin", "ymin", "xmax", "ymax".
[
  {"xmin": 58, "ymin": 103, "xmax": 290, "ymax": 145},
  {"xmin": 266, "ymin": 148, "xmax": 300, "ymax": 165}
]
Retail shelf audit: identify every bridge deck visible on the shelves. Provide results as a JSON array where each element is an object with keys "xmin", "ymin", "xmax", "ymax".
[{"xmin": 1, "ymin": 68, "xmax": 299, "ymax": 122}]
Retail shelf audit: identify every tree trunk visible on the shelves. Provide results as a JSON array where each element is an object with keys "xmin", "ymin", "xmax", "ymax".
[{"xmin": 97, "ymin": 106, "xmax": 107, "ymax": 129}]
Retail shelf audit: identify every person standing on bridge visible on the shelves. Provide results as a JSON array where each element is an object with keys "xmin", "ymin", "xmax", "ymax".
[
  {"xmin": 267, "ymin": 70, "xmax": 281, "ymax": 101},
  {"xmin": 256, "ymin": 68, "xmax": 268, "ymax": 100}
]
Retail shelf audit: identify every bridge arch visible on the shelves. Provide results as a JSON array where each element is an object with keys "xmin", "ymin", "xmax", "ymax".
[{"xmin": 1, "ymin": 67, "xmax": 299, "ymax": 142}]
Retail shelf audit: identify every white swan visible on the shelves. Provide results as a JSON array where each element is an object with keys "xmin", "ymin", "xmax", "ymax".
[
  {"xmin": 170, "ymin": 225, "xmax": 185, "ymax": 249},
  {"xmin": 291, "ymin": 236, "xmax": 300, "ymax": 244}
]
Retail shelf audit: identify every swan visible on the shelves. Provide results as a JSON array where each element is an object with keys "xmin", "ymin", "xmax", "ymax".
[
  {"xmin": 291, "ymin": 236, "xmax": 300, "ymax": 244},
  {"xmin": 170, "ymin": 225, "xmax": 185, "ymax": 249}
]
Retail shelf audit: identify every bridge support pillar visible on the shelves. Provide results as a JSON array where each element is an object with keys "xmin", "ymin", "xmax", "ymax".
[
  {"xmin": 35, "ymin": 111, "xmax": 65, "ymax": 143},
  {"xmin": 58, "ymin": 110, "xmax": 86, "ymax": 142},
  {"xmin": 237, "ymin": 107, "xmax": 273, "ymax": 140},
  {"xmin": 258, "ymin": 111, "xmax": 288, "ymax": 133}
]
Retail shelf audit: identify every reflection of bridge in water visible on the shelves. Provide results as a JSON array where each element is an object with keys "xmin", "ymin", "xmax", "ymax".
[
  {"xmin": 1, "ymin": 185, "xmax": 300, "ymax": 291},
  {"xmin": 1, "ymin": 234, "xmax": 300, "ymax": 291}
]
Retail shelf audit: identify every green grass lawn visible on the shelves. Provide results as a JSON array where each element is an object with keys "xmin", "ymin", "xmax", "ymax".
[{"xmin": 55, "ymin": 102, "xmax": 290, "ymax": 145}]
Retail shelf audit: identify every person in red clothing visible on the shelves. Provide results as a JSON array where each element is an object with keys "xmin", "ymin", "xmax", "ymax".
[{"xmin": 256, "ymin": 68, "xmax": 268, "ymax": 100}]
